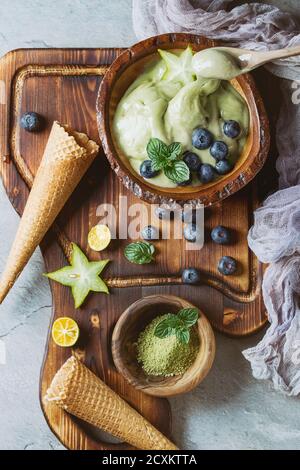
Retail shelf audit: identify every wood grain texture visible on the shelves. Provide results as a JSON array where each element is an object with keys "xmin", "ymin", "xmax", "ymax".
[
  {"xmin": 112, "ymin": 294, "xmax": 215, "ymax": 397},
  {"xmin": 0, "ymin": 47, "xmax": 274, "ymax": 450}
]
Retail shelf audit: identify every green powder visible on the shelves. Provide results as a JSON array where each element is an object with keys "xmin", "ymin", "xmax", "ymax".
[{"xmin": 136, "ymin": 314, "xmax": 200, "ymax": 377}]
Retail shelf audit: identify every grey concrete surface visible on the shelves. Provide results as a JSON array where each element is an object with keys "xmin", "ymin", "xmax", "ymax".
[{"xmin": 0, "ymin": 0, "xmax": 299, "ymax": 451}]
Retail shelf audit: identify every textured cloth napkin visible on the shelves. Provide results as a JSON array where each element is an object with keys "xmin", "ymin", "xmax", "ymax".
[{"xmin": 132, "ymin": 0, "xmax": 300, "ymax": 395}]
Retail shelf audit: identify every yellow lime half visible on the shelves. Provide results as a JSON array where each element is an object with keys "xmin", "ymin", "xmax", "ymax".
[
  {"xmin": 52, "ymin": 317, "xmax": 79, "ymax": 347},
  {"xmin": 88, "ymin": 224, "xmax": 111, "ymax": 252}
]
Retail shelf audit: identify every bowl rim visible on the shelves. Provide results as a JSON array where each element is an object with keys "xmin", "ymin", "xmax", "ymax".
[
  {"xmin": 111, "ymin": 294, "xmax": 216, "ymax": 397},
  {"xmin": 97, "ymin": 32, "xmax": 270, "ymax": 207}
]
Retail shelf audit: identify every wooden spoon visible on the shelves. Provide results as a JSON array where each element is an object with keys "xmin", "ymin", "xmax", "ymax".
[{"xmin": 214, "ymin": 45, "xmax": 300, "ymax": 73}]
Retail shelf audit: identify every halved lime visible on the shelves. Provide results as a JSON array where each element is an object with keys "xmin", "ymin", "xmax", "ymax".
[
  {"xmin": 52, "ymin": 317, "xmax": 79, "ymax": 347},
  {"xmin": 88, "ymin": 225, "xmax": 111, "ymax": 252}
]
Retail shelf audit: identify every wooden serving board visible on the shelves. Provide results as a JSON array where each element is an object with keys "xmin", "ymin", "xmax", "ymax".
[{"xmin": 0, "ymin": 48, "xmax": 277, "ymax": 450}]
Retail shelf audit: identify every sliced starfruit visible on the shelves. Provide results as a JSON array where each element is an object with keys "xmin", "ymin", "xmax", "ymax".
[
  {"xmin": 158, "ymin": 46, "xmax": 195, "ymax": 85},
  {"xmin": 52, "ymin": 317, "xmax": 79, "ymax": 347},
  {"xmin": 45, "ymin": 243, "xmax": 110, "ymax": 308},
  {"xmin": 88, "ymin": 224, "xmax": 111, "ymax": 252}
]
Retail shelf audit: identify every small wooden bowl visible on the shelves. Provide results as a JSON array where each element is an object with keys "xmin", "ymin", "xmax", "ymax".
[
  {"xmin": 97, "ymin": 32, "xmax": 270, "ymax": 207},
  {"xmin": 111, "ymin": 295, "xmax": 215, "ymax": 397}
]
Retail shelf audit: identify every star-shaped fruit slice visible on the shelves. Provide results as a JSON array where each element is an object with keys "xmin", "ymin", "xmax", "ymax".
[
  {"xmin": 45, "ymin": 243, "xmax": 110, "ymax": 308},
  {"xmin": 158, "ymin": 46, "xmax": 195, "ymax": 85}
]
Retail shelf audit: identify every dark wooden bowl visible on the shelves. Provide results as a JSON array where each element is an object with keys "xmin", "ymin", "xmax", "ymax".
[
  {"xmin": 111, "ymin": 295, "xmax": 216, "ymax": 397},
  {"xmin": 97, "ymin": 33, "xmax": 270, "ymax": 207}
]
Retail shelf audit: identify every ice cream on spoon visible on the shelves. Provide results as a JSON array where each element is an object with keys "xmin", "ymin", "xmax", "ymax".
[{"xmin": 192, "ymin": 45, "xmax": 300, "ymax": 80}]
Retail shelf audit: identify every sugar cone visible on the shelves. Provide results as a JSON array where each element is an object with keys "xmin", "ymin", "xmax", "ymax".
[
  {"xmin": 44, "ymin": 356, "xmax": 178, "ymax": 450},
  {"xmin": 0, "ymin": 121, "xmax": 99, "ymax": 303}
]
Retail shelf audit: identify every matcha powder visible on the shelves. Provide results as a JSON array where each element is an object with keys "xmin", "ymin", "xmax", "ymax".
[{"xmin": 137, "ymin": 314, "xmax": 200, "ymax": 377}]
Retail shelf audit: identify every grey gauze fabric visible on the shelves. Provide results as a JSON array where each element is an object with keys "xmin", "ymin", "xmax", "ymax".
[{"xmin": 132, "ymin": 0, "xmax": 300, "ymax": 395}]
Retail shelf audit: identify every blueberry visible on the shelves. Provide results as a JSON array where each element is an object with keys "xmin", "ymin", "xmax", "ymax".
[
  {"xmin": 141, "ymin": 225, "xmax": 159, "ymax": 240},
  {"xmin": 140, "ymin": 160, "xmax": 160, "ymax": 178},
  {"xmin": 223, "ymin": 120, "xmax": 241, "ymax": 139},
  {"xmin": 211, "ymin": 225, "xmax": 231, "ymax": 245},
  {"xmin": 177, "ymin": 174, "xmax": 192, "ymax": 186},
  {"xmin": 155, "ymin": 206, "xmax": 174, "ymax": 220},
  {"xmin": 20, "ymin": 112, "xmax": 43, "ymax": 132},
  {"xmin": 182, "ymin": 268, "xmax": 201, "ymax": 285},
  {"xmin": 183, "ymin": 223, "xmax": 201, "ymax": 243},
  {"xmin": 192, "ymin": 128, "xmax": 213, "ymax": 150},
  {"xmin": 198, "ymin": 164, "xmax": 215, "ymax": 183},
  {"xmin": 210, "ymin": 141, "xmax": 229, "ymax": 160},
  {"xmin": 215, "ymin": 160, "xmax": 233, "ymax": 175},
  {"xmin": 218, "ymin": 256, "xmax": 237, "ymax": 275},
  {"xmin": 183, "ymin": 151, "xmax": 201, "ymax": 172}
]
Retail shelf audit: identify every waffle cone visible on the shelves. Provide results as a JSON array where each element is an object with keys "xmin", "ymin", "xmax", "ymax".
[
  {"xmin": 0, "ymin": 122, "xmax": 99, "ymax": 303},
  {"xmin": 44, "ymin": 356, "xmax": 178, "ymax": 450}
]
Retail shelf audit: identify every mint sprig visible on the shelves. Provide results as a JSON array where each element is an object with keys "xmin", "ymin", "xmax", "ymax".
[
  {"xmin": 124, "ymin": 241, "xmax": 155, "ymax": 265},
  {"xmin": 146, "ymin": 138, "xmax": 190, "ymax": 184},
  {"xmin": 154, "ymin": 307, "xmax": 199, "ymax": 344}
]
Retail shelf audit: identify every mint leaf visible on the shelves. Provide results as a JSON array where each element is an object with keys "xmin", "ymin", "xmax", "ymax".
[
  {"xmin": 168, "ymin": 142, "xmax": 182, "ymax": 161},
  {"xmin": 176, "ymin": 328, "xmax": 190, "ymax": 344},
  {"xmin": 149, "ymin": 244, "xmax": 155, "ymax": 255},
  {"xmin": 164, "ymin": 161, "xmax": 190, "ymax": 183},
  {"xmin": 146, "ymin": 138, "xmax": 189, "ymax": 184},
  {"xmin": 178, "ymin": 308, "xmax": 199, "ymax": 327},
  {"xmin": 149, "ymin": 153, "xmax": 165, "ymax": 172},
  {"xmin": 155, "ymin": 322, "xmax": 173, "ymax": 338},
  {"xmin": 124, "ymin": 241, "xmax": 155, "ymax": 265},
  {"xmin": 147, "ymin": 138, "xmax": 169, "ymax": 170},
  {"xmin": 154, "ymin": 310, "xmax": 198, "ymax": 344},
  {"xmin": 154, "ymin": 316, "xmax": 179, "ymax": 338}
]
